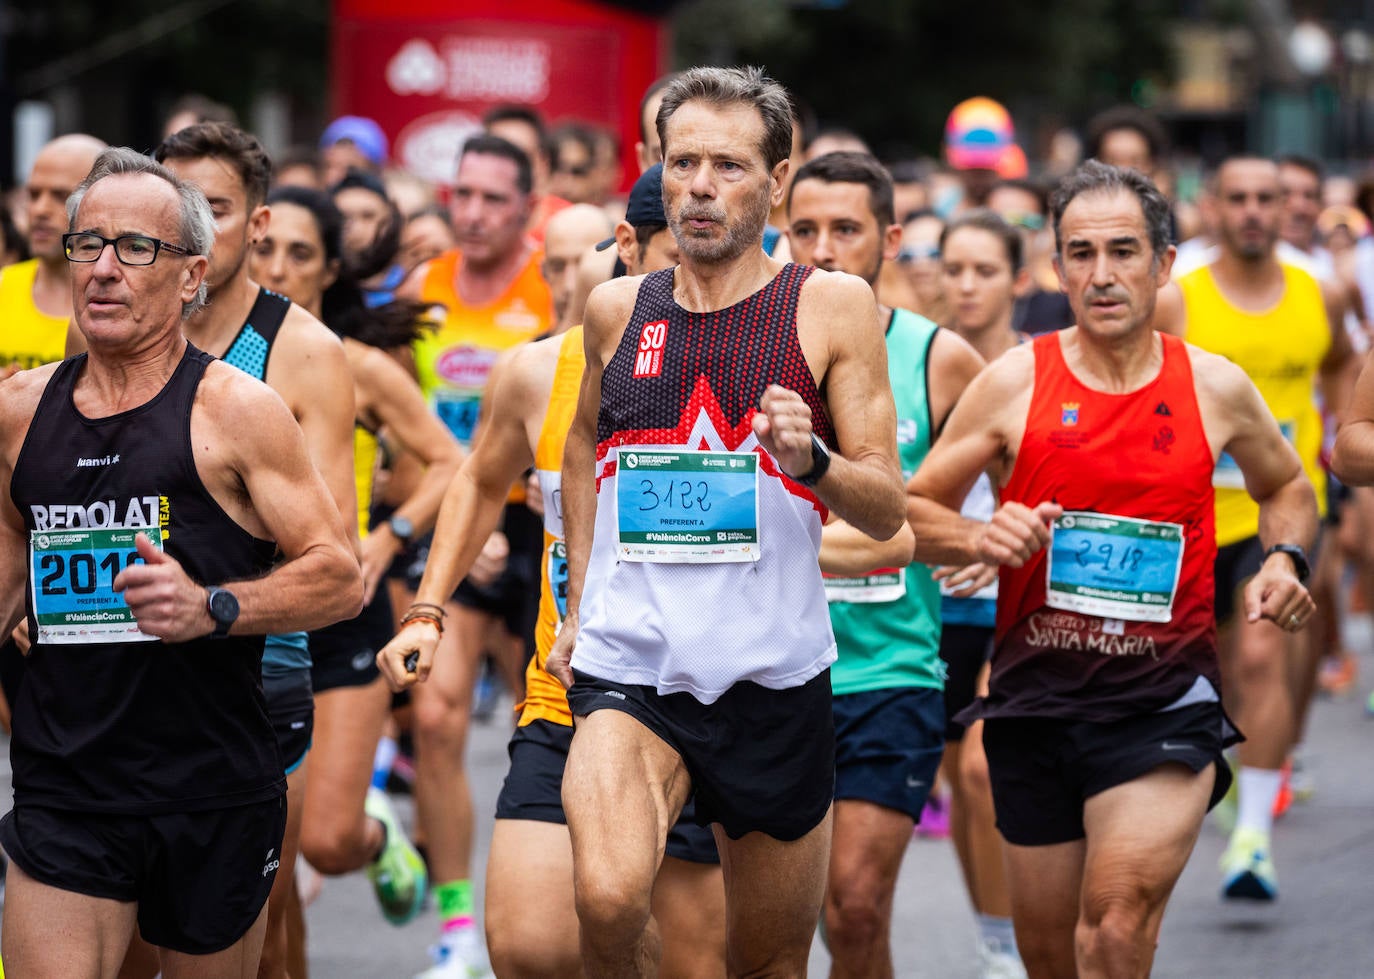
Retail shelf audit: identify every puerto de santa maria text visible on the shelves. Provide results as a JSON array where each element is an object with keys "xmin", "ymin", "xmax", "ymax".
[
  {"xmin": 615, "ymin": 448, "xmax": 760, "ymax": 563},
  {"xmin": 30, "ymin": 527, "xmax": 161, "ymax": 644}
]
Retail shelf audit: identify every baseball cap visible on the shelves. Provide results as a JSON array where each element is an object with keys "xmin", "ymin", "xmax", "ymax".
[
  {"xmin": 320, "ymin": 116, "xmax": 388, "ymax": 167},
  {"xmin": 945, "ymin": 97, "xmax": 1015, "ymax": 172},
  {"xmin": 596, "ymin": 163, "xmax": 665, "ymax": 250}
]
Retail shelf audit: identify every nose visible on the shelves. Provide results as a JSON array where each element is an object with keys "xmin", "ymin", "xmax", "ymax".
[
  {"xmin": 267, "ymin": 248, "xmax": 289, "ymax": 283},
  {"xmin": 1090, "ymin": 251, "xmax": 1115, "ymax": 287},
  {"xmin": 688, "ymin": 163, "xmax": 714, "ymax": 199},
  {"xmin": 810, "ymin": 229, "xmax": 835, "ymax": 267},
  {"xmin": 957, "ymin": 267, "xmax": 977, "ymax": 293},
  {"xmin": 90, "ymin": 239, "xmax": 123, "ymax": 279}
]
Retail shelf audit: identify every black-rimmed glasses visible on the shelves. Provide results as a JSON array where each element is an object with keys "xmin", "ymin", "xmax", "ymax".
[{"xmin": 63, "ymin": 233, "xmax": 192, "ymax": 267}]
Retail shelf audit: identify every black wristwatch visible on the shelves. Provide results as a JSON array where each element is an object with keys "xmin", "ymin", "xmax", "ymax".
[
  {"xmin": 387, "ymin": 515, "xmax": 414, "ymax": 546},
  {"xmin": 1263, "ymin": 544, "xmax": 1310, "ymax": 585},
  {"xmin": 791, "ymin": 433, "xmax": 832, "ymax": 487},
  {"xmin": 206, "ymin": 587, "xmax": 240, "ymax": 638}
]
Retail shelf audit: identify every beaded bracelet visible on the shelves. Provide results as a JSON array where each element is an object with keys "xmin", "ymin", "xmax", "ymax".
[{"xmin": 406, "ymin": 601, "xmax": 447, "ymax": 619}]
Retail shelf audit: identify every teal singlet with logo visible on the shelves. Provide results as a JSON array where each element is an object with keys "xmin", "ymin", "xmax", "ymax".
[{"xmin": 828, "ymin": 308, "xmax": 944, "ymax": 695}]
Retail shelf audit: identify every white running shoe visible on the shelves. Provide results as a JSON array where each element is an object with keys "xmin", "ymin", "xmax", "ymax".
[
  {"xmin": 415, "ymin": 924, "xmax": 495, "ymax": 979},
  {"xmin": 978, "ymin": 935, "xmax": 1029, "ymax": 979}
]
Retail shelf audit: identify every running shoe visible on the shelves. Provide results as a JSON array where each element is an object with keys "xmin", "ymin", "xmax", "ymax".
[
  {"xmin": 416, "ymin": 924, "xmax": 495, "ymax": 979},
  {"xmin": 977, "ymin": 936, "xmax": 1028, "ymax": 979},
  {"xmin": 365, "ymin": 787, "xmax": 428, "ymax": 925},
  {"xmin": 915, "ymin": 793, "xmax": 951, "ymax": 839},
  {"xmin": 1318, "ymin": 649, "xmax": 1357, "ymax": 697},
  {"xmin": 1219, "ymin": 827, "xmax": 1278, "ymax": 901}
]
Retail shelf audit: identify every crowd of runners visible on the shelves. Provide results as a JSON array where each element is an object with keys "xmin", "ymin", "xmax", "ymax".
[{"xmin": 0, "ymin": 62, "xmax": 1373, "ymax": 979}]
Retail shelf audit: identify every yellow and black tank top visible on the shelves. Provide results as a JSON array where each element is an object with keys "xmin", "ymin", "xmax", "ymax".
[
  {"xmin": 1179, "ymin": 264, "xmax": 1329, "ymax": 546},
  {"xmin": 0, "ymin": 259, "xmax": 68, "ymax": 370}
]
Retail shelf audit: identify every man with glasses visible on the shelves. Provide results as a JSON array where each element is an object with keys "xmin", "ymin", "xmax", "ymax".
[{"xmin": 0, "ymin": 146, "xmax": 361, "ymax": 978}]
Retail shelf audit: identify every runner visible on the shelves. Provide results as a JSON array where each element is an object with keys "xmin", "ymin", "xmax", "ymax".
[
  {"xmin": 786, "ymin": 150, "xmax": 984, "ymax": 977},
  {"xmin": 936, "ymin": 209, "xmax": 1030, "ymax": 979},
  {"xmin": 549, "ymin": 66, "xmax": 906, "ymax": 975},
  {"xmin": 907, "ymin": 160, "xmax": 1318, "ymax": 977},
  {"xmin": 395, "ymin": 132, "xmax": 555, "ymax": 977},
  {"xmin": 0, "ymin": 146, "xmax": 361, "ymax": 978},
  {"xmin": 379, "ymin": 161, "xmax": 727, "ymax": 979},
  {"xmin": 1155, "ymin": 155, "xmax": 1353, "ymax": 900},
  {"xmin": 249, "ymin": 185, "xmax": 460, "ymax": 961}
]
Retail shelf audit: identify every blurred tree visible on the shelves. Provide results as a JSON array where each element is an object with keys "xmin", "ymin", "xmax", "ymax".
[{"xmin": 673, "ymin": 0, "xmax": 1179, "ymax": 161}]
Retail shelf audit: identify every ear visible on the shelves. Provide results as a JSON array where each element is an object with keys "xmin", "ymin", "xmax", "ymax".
[
  {"xmin": 1012, "ymin": 265, "xmax": 1033, "ymax": 298},
  {"xmin": 769, "ymin": 157, "xmax": 791, "ymax": 209},
  {"xmin": 1154, "ymin": 243, "xmax": 1177, "ymax": 287},
  {"xmin": 1053, "ymin": 254, "xmax": 1068, "ymax": 294},
  {"xmin": 322, "ymin": 257, "xmax": 341, "ymax": 292},
  {"xmin": 614, "ymin": 221, "xmax": 636, "ymax": 271},
  {"xmin": 881, "ymin": 223, "xmax": 903, "ymax": 265},
  {"xmin": 182, "ymin": 255, "xmax": 209, "ymax": 305},
  {"xmin": 247, "ymin": 203, "xmax": 271, "ymax": 243}
]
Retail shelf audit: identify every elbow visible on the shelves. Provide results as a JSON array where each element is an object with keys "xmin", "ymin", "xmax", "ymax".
[
  {"xmin": 328, "ymin": 547, "xmax": 365, "ymax": 621},
  {"xmin": 864, "ymin": 486, "xmax": 908, "ymax": 542},
  {"xmin": 1331, "ymin": 437, "xmax": 1362, "ymax": 488}
]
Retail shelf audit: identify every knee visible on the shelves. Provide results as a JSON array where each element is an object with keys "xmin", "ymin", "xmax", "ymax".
[
  {"xmin": 824, "ymin": 878, "xmax": 891, "ymax": 953},
  {"xmin": 1232, "ymin": 635, "xmax": 1283, "ymax": 685},
  {"xmin": 574, "ymin": 870, "xmax": 653, "ymax": 946},
  {"xmin": 487, "ymin": 923, "xmax": 578, "ymax": 979},
  {"xmin": 413, "ymin": 692, "xmax": 468, "ymax": 748},
  {"xmin": 301, "ymin": 820, "xmax": 366, "ymax": 876},
  {"xmin": 959, "ymin": 742, "xmax": 993, "ymax": 800},
  {"xmin": 1077, "ymin": 888, "xmax": 1153, "ymax": 968}
]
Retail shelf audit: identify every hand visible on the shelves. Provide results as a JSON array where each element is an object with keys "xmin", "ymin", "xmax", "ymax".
[
  {"xmin": 359, "ymin": 529, "xmax": 401, "ymax": 606},
  {"xmin": 1245, "ymin": 553, "xmax": 1316, "ymax": 631},
  {"xmin": 545, "ymin": 611, "xmax": 577, "ymax": 689},
  {"xmin": 375, "ymin": 619, "xmax": 442, "ymax": 691},
  {"xmin": 467, "ymin": 531, "xmax": 509, "ymax": 589},
  {"xmin": 752, "ymin": 385, "xmax": 815, "ymax": 479},
  {"xmin": 975, "ymin": 501, "xmax": 1063, "ymax": 568},
  {"xmin": 112, "ymin": 533, "xmax": 214, "ymax": 642},
  {"xmin": 525, "ymin": 473, "xmax": 545, "ymax": 518},
  {"xmin": 933, "ymin": 561, "xmax": 997, "ymax": 597}
]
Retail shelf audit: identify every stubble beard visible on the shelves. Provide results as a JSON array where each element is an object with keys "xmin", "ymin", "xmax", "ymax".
[{"xmin": 671, "ymin": 186, "xmax": 771, "ymax": 265}]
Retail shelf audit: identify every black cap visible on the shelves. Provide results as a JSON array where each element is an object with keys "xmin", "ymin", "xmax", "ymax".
[{"xmin": 596, "ymin": 163, "xmax": 666, "ymax": 251}]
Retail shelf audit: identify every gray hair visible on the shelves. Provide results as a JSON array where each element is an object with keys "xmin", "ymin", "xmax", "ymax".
[
  {"xmin": 67, "ymin": 147, "xmax": 215, "ymax": 318},
  {"xmin": 656, "ymin": 65, "xmax": 796, "ymax": 171},
  {"xmin": 1049, "ymin": 160, "xmax": 1172, "ymax": 267}
]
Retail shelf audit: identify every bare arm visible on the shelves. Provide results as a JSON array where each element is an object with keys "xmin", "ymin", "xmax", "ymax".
[
  {"xmin": 1333, "ymin": 350, "xmax": 1374, "ymax": 486},
  {"xmin": 1318, "ymin": 278, "xmax": 1358, "ymax": 426},
  {"xmin": 0, "ymin": 370, "xmax": 49, "ymax": 638},
  {"xmin": 819, "ymin": 518, "xmax": 915, "ymax": 576},
  {"xmin": 1151, "ymin": 280, "xmax": 1187, "ymax": 337},
  {"xmin": 113, "ymin": 372, "xmax": 362, "ymax": 639},
  {"xmin": 926, "ymin": 329, "xmax": 986, "ymax": 434},
  {"xmin": 376, "ymin": 344, "xmax": 546, "ymax": 688},
  {"xmin": 906, "ymin": 347, "xmax": 1059, "ymax": 568},
  {"xmin": 545, "ymin": 279, "xmax": 638, "ymax": 687},
  {"xmin": 352, "ymin": 342, "xmax": 464, "ymax": 603},
  {"xmin": 270, "ymin": 309, "xmax": 360, "ymax": 543},
  {"xmin": 1198, "ymin": 349, "xmax": 1318, "ymax": 627},
  {"xmin": 769, "ymin": 271, "xmax": 904, "ymax": 540}
]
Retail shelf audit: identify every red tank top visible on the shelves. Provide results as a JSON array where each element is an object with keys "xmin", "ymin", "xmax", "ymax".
[{"xmin": 990, "ymin": 332, "xmax": 1218, "ymax": 722}]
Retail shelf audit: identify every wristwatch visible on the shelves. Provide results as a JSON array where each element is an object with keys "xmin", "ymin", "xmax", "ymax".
[
  {"xmin": 791, "ymin": 433, "xmax": 832, "ymax": 487},
  {"xmin": 206, "ymin": 587, "xmax": 240, "ymax": 638},
  {"xmin": 1262, "ymin": 544, "xmax": 1310, "ymax": 584},
  {"xmin": 387, "ymin": 515, "xmax": 414, "ymax": 546}
]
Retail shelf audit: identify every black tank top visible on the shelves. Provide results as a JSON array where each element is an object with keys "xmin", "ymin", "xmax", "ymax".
[
  {"xmin": 9, "ymin": 344, "xmax": 283, "ymax": 813},
  {"xmin": 222, "ymin": 287, "xmax": 290, "ymax": 381},
  {"xmin": 596, "ymin": 263, "xmax": 834, "ymax": 449}
]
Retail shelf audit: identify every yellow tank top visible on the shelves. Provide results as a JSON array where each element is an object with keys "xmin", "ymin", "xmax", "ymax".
[
  {"xmin": 1180, "ymin": 264, "xmax": 1329, "ymax": 546},
  {"xmin": 0, "ymin": 260, "xmax": 68, "ymax": 369},
  {"xmin": 413, "ymin": 249, "xmax": 553, "ymax": 450},
  {"xmin": 354, "ymin": 424, "xmax": 380, "ymax": 541},
  {"xmin": 519, "ymin": 327, "xmax": 583, "ymax": 728}
]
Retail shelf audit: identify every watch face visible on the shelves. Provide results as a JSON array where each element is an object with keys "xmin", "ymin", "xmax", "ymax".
[
  {"xmin": 209, "ymin": 589, "xmax": 240, "ymax": 624},
  {"xmin": 390, "ymin": 516, "xmax": 414, "ymax": 539}
]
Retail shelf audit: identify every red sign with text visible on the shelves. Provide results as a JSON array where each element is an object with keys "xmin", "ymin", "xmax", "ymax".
[{"xmin": 332, "ymin": 0, "xmax": 668, "ymax": 190}]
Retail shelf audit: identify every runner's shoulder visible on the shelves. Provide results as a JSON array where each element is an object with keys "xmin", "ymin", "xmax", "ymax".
[
  {"xmin": 583, "ymin": 276, "xmax": 642, "ymax": 346},
  {"xmin": 798, "ymin": 266, "xmax": 877, "ymax": 310}
]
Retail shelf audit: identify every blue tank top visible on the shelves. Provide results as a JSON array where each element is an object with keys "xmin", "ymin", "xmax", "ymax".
[{"xmin": 221, "ymin": 288, "xmax": 310, "ymax": 676}]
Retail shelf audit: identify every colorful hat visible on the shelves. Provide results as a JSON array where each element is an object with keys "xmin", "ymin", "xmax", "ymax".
[{"xmin": 945, "ymin": 97, "xmax": 1015, "ymax": 172}]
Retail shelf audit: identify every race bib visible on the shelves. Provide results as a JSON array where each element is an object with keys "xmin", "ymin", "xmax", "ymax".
[
  {"xmin": 825, "ymin": 568, "xmax": 905, "ymax": 604},
  {"xmin": 432, "ymin": 390, "xmax": 482, "ymax": 447},
  {"xmin": 1215, "ymin": 419, "xmax": 1296, "ymax": 490},
  {"xmin": 30, "ymin": 527, "xmax": 161, "ymax": 644},
  {"xmin": 615, "ymin": 449, "xmax": 760, "ymax": 563},
  {"xmin": 1045, "ymin": 511, "xmax": 1183, "ymax": 623},
  {"xmin": 546, "ymin": 540, "xmax": 569, "ymax": 625}
]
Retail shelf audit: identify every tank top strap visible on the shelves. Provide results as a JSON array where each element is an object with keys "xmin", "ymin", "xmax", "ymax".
[{"xmin": 222, "ymin": 288, "xmax": 290, "ymax": 381}]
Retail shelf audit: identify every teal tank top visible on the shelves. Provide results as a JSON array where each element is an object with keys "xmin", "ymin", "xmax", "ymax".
[
  {"xmin": 827, "ymin": 308, "xmax": 944, "ymax": 695},
  {"xmin": 221, "ymin": 288, "xmax": 310, "ymax": 676}
]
